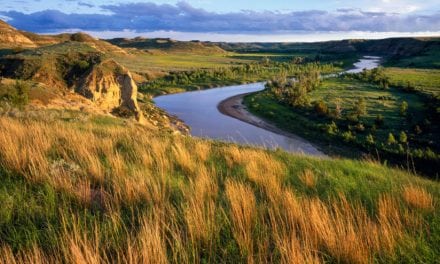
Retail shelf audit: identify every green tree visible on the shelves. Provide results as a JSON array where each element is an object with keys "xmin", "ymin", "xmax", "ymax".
[
  {"xmin": 326, "ymin": 121, "xmax": 338, "ymax": 135},
  {"xmin": 399, "ymin": 131, "xmax": 408, "ymax": 143},
  {"xmin": 387, "ymin": 133, "xmax": 396, "ymax": 145},
  {"xmin": 342, "ymin": 131, "xmax": 355, "ymax": 142}
]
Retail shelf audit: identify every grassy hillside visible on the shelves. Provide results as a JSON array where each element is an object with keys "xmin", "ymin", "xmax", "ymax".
[{"xmin": 0, "ymin": 111, "xmax": 438, "ymax": 263}]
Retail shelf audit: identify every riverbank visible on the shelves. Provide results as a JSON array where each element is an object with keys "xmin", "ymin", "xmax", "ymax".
[{"xmin": 217, "ymin": 92, "xmax": 326, "ymax": 156}]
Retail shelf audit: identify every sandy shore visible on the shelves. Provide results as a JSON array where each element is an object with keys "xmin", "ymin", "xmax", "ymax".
[{"xmin": 218, "ymin": 92, "xmax": 326, "ymax": 156}]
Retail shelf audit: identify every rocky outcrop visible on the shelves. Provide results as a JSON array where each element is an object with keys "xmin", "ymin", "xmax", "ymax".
[
  {"xmin": 0, "ymin": 20, "xmax": 36, "ymax": 48},
  {"xmin": 77, "ymin": 59, "xmax": 145, "ymax": 123}
]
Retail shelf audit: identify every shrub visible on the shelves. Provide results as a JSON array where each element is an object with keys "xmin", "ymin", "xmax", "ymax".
[
  {"xmin": 314, "ymin": 100, "xmax": 328, "ymax": 116},
  {"xmin": 75, "ymin": 60, "xmax": 90, "ymax": 70},
  {"xmin": 111, "ymin": 106, "xmax": 135, "ymax": 118},
  {"xmin": 355, "ymin": 123, "xmax": 365, "ymax": 132},
  {"xmin": 325, "ymin": 121, "xmax": 338, "ymax": 135},
  {"xmin": 9, "ymin": 81, "xmax": 30, "ymax": 108},
  {"xmin": 346, "ymin": 114, "xmax": 359, "ymax": 123},
  {"xmin": 342, "ymin": 131, "xmax": 355, "ymax": 142}
]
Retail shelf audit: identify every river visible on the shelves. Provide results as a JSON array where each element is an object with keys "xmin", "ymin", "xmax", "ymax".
[{"xmin": 154, "ymin": 56, "xmax": 380, "ymax": 156}]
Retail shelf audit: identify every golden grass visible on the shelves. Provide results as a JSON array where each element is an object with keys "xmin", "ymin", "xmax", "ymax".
[
  {"xmin": 0, "ymin": 115, "xmax": 437, "ymax": 263},
  {"xmin": 0, "ymin": 246, "xmax": 53, "ymax": 264},
  {"xmin": 225, "ymin": 180, "xmax": 256, "ymax": 261},
  {"xmin": 184, "ymin": 166, "xmax": 218, "ymax": 251},
  {"xmin": 299, "ymin": 168, "xmax": 316, "ymax": 189},
  {"xmin": 402, "ymin": 185, "xmax": 434, "ymax": 210}
]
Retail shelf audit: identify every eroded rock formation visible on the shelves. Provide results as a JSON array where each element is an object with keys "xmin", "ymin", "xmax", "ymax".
[{"xmin": 77, "ymin": 59, "xmax": 145, "ymax": 123}]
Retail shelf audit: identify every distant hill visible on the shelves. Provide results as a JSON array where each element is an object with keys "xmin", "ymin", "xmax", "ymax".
[
  {"xmin": 215, "ymin": 37, "xmax": 440, "ymax": 55},
  {"xmin": 216, "ymin": 37, "xmax": 440, "ymax": 68},
  {"xmin": 0, "ymin": 20, "xmax": 36, "ymax": 48},
  {"xmin": 52, "ymin": 33, "xmax": 127, "ymax": 54},
  {"xmin": 108, "ymin": 37, "xmax": 227, "ymax": 55}
]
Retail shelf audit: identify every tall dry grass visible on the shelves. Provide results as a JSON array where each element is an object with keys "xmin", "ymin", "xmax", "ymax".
[
  {"xmin": 0, "ymin": 116, "xmax": 437, "ymax": 263},
  {"xmin": 225, "ymin": 179, "xmax": 257, "ymax": 262},
  {"xmin": 299, "ymin": 168, "xmax": 316, "ymax": 189},
  {"xmin": 402, "ymin": 185, "xmax": 434, "ymax": 210}
]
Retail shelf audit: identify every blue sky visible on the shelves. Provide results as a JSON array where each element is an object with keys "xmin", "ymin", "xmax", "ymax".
[{"xmin": 1, "ymin": 0, "xmax": 439, "ymax": 41}]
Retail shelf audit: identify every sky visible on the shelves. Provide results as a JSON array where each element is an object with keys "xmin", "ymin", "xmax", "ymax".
[{"xmin": 1, "ymin": 0, "xmax": 439, "ymax": 42}]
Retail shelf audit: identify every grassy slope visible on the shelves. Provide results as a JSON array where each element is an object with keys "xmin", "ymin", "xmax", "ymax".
[
  {"xmin": 0, "ymin": 111, "xmax": 438, "ymax": 263},
  {"xmin": 384, "ymin": 49, "xmax": 440, "ymax": 69}
]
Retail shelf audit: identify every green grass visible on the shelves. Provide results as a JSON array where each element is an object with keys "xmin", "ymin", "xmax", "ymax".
[{"xmin": 384, "ymin": 68, "xmax": 440, "ymax": 96}]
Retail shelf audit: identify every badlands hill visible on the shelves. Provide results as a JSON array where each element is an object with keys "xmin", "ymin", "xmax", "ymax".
[{"xmin": 0, "ymin": 20, "xmax": 36, "ymax": 48}]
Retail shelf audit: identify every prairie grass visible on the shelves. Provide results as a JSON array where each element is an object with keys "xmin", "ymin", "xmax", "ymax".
[
  {"xmin": 402, "ymin": 185, "xmax": 434, "ymax": 210},
  {"xmin": 0, "ymin": 113, "xmax": 438, "ymax": 263},
  {"xmin": 225, "ymin": 180, "xmax": 256, "ymax": 261},
  {"xmin": 299, "ymin": 168, "xmax": 316, "ymax": 189}
]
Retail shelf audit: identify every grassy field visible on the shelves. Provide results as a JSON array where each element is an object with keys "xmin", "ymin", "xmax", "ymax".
[
  {"xmin": 245, "ymin": 77, "xmax": 439, "ymax": 176},
  {"xmin": 0, "ymin": 110, "xmax": 438, "ymax": 263},
  {"xmin": 113, "ymin": 52, "xmax": 249, "ymax": 73},
  {"xmin": 384, "ymin": 68, "xmax": 440, "ymax": 96}
]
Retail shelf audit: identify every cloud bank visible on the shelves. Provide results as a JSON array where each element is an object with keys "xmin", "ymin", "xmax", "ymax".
[{"xmin": 2, "ymin": 1, "xmax": 439, "ymax": 34}]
